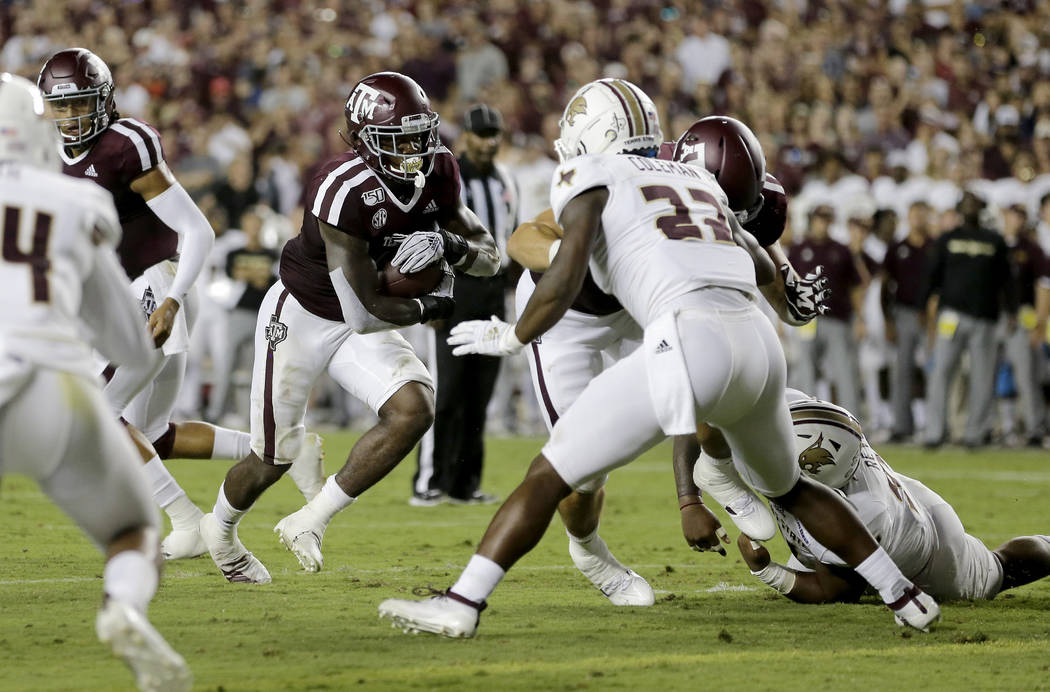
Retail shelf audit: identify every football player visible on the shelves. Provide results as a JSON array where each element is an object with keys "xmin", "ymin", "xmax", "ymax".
[
  {"xmin": 737, "ymin": 391, "xmax": 1050, "ymax": 603},
  {"xmin": 491, "ymin": 118, "xmax": 826, "ymax": 607},
  {"xmin": 378, "ymin": 78, "xmax": 939, "ymax": 637},
  {"xmin": 197, "ymin": 72, "xmax": 499, "ymax": 583},
  {"xmin": 36, "ymin": 48, "xmax": 325, "ymax": 562},
  {"xmin": 0, "ymin": 74, "xmax": 190, "ymax": 691}
]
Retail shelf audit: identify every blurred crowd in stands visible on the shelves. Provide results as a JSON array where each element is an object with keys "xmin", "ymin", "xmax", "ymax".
[{"xmin": 3, "ymin": 0, "xmax": 1049, "ymax": 446}]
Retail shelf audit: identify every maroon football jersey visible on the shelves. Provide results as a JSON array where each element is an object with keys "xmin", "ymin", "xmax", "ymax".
[
  {"xmin": 60, "ymin": 117, "xmax": 178, "ymax": 279},
  {"xmin": 280, "ymin": 147, "xmax": 461, "ymax": 321}
]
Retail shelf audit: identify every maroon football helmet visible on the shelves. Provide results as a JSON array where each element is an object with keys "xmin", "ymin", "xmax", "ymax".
[
  {"xmin": 37, "ymin": 48, "xmax": 115, "ymax": 146},
  {"xmin": 343, "ymin": 72, "xmax": 440, "ymax": 186},
  {"xmin": 673, "ymin": 116, "xmax": 766, "ymax": 224}
]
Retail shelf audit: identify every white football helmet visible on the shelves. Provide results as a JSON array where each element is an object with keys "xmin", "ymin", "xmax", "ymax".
[
  {"xmin": 788, "ymin": 397, "xmax": 864, "ymax": 489},
  {"xmin": 0, "ymin": 73, "xmax": 61, "ymax": 171},
  {"xmin": 554, "ymin": 78, "xmax": 662, "ymax": 163}
]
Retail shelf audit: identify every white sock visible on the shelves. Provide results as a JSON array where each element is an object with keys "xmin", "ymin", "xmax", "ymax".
[
  {"xmin": 212, "ymin": 482, "xmax": 249, "ymax": 541},
  {"xmin": 450, "ymin": 554, "xmax": 505, "ymax": 604},
  {"xmin": 142, "ymin": 457, "xmax": 201, "ymax": 530},
  {"xmin": 699, "ymin": 450, "xmax": 733, "ymax": 467},
  {"xmin": 854, "ymin": 546, "xmax": 911, "ymax": 604},
  {"xmin": 103, "ymin": 550, "xmax": 158, "ymax": 614},
  {"xmin": 305, "ymin": 475, "xmax": 355, "ymax": 524},
  {"xmin": 142, "ymin": 456, "xmax": 183, "ymax": 508},
  {"xmin": 566, "ymin": 527, "xmax": 598, "ymax": 543},
  {"xmin": 211, "ymin": 427, "xmax": 251, "ymax": 460}
]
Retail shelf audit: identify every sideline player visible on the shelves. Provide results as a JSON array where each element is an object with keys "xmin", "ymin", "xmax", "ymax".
[
  {"xmin": 378, "ymin": 78, "xmax": 939, "ymax": 636},
  {"xmin": 0, "ymin": 74, "xmax": 190, "ymax": 691},
  {"xmin": 737, "ymin": 391, "xmax": 1050, "ymax": 603},
  {"xmin": 36, "ymin": 48, "xmax": 326, "ymax": 561},
  {"xmin": 502, "ymin": 118, "xmax": 827, "ymax": 605},
  {"xmin": 198, "ymin": 72, "xmax": 499, "ymax": 584}
]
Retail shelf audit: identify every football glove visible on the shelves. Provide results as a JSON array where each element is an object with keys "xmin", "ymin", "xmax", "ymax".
[
  {"xmin": 391, "ymin": 231, "xmax": 444, "ymax": 274},
  {"xmin": 781, "ymin": 263, "xmax": 830, "ymax": 325},
  {"xmin": 447, "ymin": 317, "xmax": 525, "ymax": 356},
  {"xmin": 416, "ymin": 262, "xmax": 455, "ymax": 323}
]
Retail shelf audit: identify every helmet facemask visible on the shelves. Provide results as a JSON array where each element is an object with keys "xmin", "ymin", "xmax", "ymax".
[
  {"xmin": 360, "ymin": 112, "xmax": 440, "ymax": 186},
  {"xmin": 43, "ymin": 85, "xmax": 111, "ymax": 146}
]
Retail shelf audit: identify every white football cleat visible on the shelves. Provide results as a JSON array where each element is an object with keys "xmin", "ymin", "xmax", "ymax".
[
  {"xmin": 287, "ymin": 433, "xmax": 325, "ymax": 501},
  {"xmin": 692, "ymin": 456, "xmax": 776, "ymax": 541},
  {"xmin": 96, "ymin": 599, "xmax": 192, "ymax": 692},
  {"xmin": 378, "ymin": 593, "xmax": 482, "ymax": 638},
  {"xmin": 199, "ymin": 513, "xmax": 271, "ymax": 584},
  {"xmin": 890, "ymin": 585, "xmax": 941, "ymax": 632},
  {"xmin": 274, "ymin": 507, "xmax": 325, "ymax": 573},
  {"xmin": 568, "ymin": 534, "xmax": 655, "ymax": 606},
  {"xmin": 160, "ymin": 527, "xmax": 207, "ymax": 561}
]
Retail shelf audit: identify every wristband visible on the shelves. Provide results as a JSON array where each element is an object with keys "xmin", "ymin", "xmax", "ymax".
[
  {"xmin": 547, "ymin": 239, "xmax": 561, "ymax": 266},
  {"xmin": 751, "ymin": 562, "xmax": 797, "ymax": 595},
  {"xmin": 679, "ymin": 501, "xmax": 703, "ymax": 511},
  {"xmin": 439, "ymin": 229, "xmax": 469, "ymax": 266},
  {"xmin": 416, "ymin": 295, "xmax": 454, "ymax": 323}
]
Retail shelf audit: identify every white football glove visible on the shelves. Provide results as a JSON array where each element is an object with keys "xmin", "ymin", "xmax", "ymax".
[
  {"xmin": 391, "ymin": 231, "xmax": 444, "ymax": 274},
  {"xmin": 447, "ymin": 317, "xmax": 525, "ymax": 357},
  {"xmin": 780, "ymin": 264, "xmax": 830, "ymax": 326}
]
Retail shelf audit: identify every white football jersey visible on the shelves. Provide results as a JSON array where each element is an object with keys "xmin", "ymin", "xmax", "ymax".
[
  {"xmin": 772, "ymin": 439, "xmax": 935, "ymax": 578},
  {"xmin": 549, "ymin": 153, "xmax": 759, "ymax": 328},
  {"xmin": 0, "ymin": 162, "xmax": 150, "ymax": 378}
]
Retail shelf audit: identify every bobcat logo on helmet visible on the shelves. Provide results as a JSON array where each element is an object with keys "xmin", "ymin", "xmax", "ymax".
[
  {"xmin": 798, "ymin": 434, "xmax": 836, "ymax": 475},
  {"xmin": 564, "ymin": 96, "xmax": 588, "ymax": 126}
]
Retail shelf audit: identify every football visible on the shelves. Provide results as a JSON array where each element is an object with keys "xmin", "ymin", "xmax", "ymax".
[{"xmin": 378, "ymin": 261, "xmax": 444, "ymax": 298}]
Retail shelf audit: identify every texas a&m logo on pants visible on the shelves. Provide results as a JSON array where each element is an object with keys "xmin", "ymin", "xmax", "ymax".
[{"xmin": 265, "ymin": 312, "xmax": 288, "ymax": 351}]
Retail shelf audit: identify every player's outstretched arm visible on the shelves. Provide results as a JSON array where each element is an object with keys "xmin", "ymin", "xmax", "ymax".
[
  {"xmin": 737, "ymin": 534, "xmax": 865, "ymax": 604},
  {"xmin": 673, "ymin": 434, "xmax": 729, "ymax": 554},
  {"xmin": 507, "ymin": 208, "xmax": 563, "ymax": 271},
  {"xmin": 759, "ymin": 243, "xmax": 830, "ymax": 326},
  {"xmin": 730, "ymin": 213, "xmax": 776, "ymax": 286},
  {"xmin": 320, "ymin": 219, "xmax": 452, "ymax": 329},
  {"xmin": 440, "ymin": 201, "xmax": 501, "ymax": 277},
  {"xmin": 516, "ymin": 188, "xmax": 608, "ymax": 343}
]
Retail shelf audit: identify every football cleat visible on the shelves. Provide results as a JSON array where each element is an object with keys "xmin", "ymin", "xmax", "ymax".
[
  {"xmin": 692, "ymin": 456, "xmax": 777, "ymax": 541},
  {"xmin": 96, "ymin": 599, "xmax": 192, "ymax": 692},
  {"xmin": 568, "ymin": 534, "xmax": 655, "ymax": 606},
  {"xmin": 889, "ymin": 585, "xmax": 941, "ymax": 632},
  {"xmin": 409, "ymin": 489, "xmax": 447, "ymax": 507},
  {"xmin": 378, "ymin": 593, "xmax": 483, "ymax": 638},
  {"xmin": 274, "ymin": 507, "xmax": 326, "ymax": 573},
  {"xmin": 159, "ymin": 527, "xmax": 207, "ymax": 561},
  {"xmin": 287, "ymin": 433, "xmax": 325, "ymax": 501},
  {"xmin": 199, "ymin": 513, "xmax": 271, "ymax": 584}
]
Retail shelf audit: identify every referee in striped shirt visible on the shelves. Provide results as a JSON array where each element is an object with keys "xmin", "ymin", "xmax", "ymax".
[{"xmin": 412, "ymin": 104, "xmax": 520, "ymax": 505}]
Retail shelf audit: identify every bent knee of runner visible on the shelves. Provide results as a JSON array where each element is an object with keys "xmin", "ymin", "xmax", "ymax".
[{"xmin": 379, "ymin": 381, "xmax": 435, "ymax": 436}]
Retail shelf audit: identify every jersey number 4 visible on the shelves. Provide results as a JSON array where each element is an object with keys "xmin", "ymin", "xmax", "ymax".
[
  {"xmin": 2, "ymin": 206, "xmax": 52, "ymax": 303},
  {"xmin": 639, "ymin": 185, "xmax": 733, "ymax": 243}
]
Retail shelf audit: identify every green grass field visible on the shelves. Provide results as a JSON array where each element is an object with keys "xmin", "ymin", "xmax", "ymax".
[{"xmin": 2, "ymin": 434, "xmax": 1049, "ymax": 691}]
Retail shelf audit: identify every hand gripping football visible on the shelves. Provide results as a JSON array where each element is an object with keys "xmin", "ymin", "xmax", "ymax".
[{"xmin": 378, "ymin": 261, "xmax": 444, "ymax": 298}]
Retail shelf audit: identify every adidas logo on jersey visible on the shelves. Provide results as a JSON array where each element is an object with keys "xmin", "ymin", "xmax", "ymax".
[
  {"xmin": 423, "ymin": 199, "xmax": 439, "ymax": 214},
  {"xmin": 655, "ymin": 339, "xmax": 672, "ymax": 354},
  {"xmin": 85, "ymin": 164, "xmax": 98, "ymax": 177}
]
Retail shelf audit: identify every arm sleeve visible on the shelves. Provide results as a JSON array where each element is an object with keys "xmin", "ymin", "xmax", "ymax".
[
  {"xmin": 80, "ymin": 245, "xmax": 159, "ymax": 370},
  {"xmin": 328, "ymin": 268, "xmax": 405, "ymax": 334},
  {"xmin": 145, "ymin": 181, "xmax": 215, "ymax": 306}
]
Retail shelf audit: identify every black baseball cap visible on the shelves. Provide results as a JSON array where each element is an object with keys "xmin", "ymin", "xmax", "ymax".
[{"xmin": 464, "ymin": 104, "xmax": 503, "ymax": 136}]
